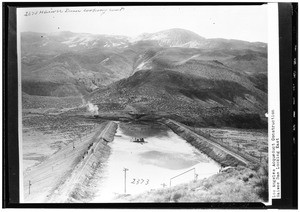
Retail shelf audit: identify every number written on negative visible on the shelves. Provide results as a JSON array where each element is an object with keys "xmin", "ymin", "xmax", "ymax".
[{"xmin": 131, "ymin": 178, "xmax": 149, "ymax": 185}]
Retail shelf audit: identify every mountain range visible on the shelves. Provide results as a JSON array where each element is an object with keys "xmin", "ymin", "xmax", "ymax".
[{"xmin": 21, "ymin": 28, "xmax": 268, "ymax": 128}]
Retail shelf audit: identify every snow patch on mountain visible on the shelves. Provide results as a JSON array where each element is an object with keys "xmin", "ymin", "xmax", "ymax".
[
  {"xmin": 61, "ymin": 36, "xmax": 96, "ymax": 47},
  {"xmin": 135, "ymin": 61, "xmax": 152, "ymax": 71},
  {"xmin": 133, "ymin": 28, "xmax": 206, "ymax": 48},
  {"xmin": 100, "ymin": 58, "xmax": 110, "ymax": 65}
]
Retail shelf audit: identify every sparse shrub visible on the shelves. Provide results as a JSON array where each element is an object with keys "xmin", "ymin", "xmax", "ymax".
[
  {"xmin": 154, "ymin": 198, "xmax": 161, "ymax": 202},
  {"xmin": 156, "ymin": 189, "xmax": 165, "ymax": 195},
  {"xmin": 69, "ymin": 186, "xmax": 91, "ymax": 201},
  {"xmin": 249, "ymin": 173, "xmax": 254, "ymax": 178},
  {"xmin": 236, "ymin": 165, "xmax": 245, "ymax": 171},
  {"xmin": 164, "ymin": 195, "xmax": 172, "ymax": 202},
  {"xmin": 257, "ymin": 163, "xmax": 268, "ymax": 176},
  {"xmin": 242, "ymin": 176, "xmax": 249, "ymax": 182},
  {"xmin": 203, "ymin": 182, "xmax": 212, "ymax": 190},
  {"xmin": 241, "ymin": 190, "xmax": 259, "ymax": 202},
  {"xmin": 171, "ymin": 192, "xmax": 182, "ymax": 202},
  {"xmin": 254, "ymin": 163, "xmax": 268, "ymax": 202},
  {"xmin": 255, "ymin": 175, "xmax": 268, "ymax": 201}
]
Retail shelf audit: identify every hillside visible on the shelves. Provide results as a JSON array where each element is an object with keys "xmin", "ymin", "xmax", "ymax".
[
  {"xmin": 123, "ymin": 164, "xmax": 268, "ymax": 202},
  {"xmin": 22, "ymin": 92, "xmax": 83, "ymax": 109},
  {"xmin": 21, "ymin": 49, "xmax": 135, "ymax": 96},
  {"xmin": 90, "ymin": 68, "xmax": 267, "ymax": 128}
]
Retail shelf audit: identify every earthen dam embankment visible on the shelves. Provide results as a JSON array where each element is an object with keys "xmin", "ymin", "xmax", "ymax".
[{"xmin": 164, "ymin": 119, "xmax": 260, "ymax": 167}]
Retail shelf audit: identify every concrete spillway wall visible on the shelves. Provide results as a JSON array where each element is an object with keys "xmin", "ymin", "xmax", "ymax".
[
  {"xmin": 164, "ymin": 119, "xmax": 255, "ymax": 167},
  {"xmin": 101, "ymin": 122, "xmax": 118, "ymax": 142},
  {"xmin": 47, "ymin": 121, "xmax": 118, "ymax": 203},
  {"xmin": 67, "ymin": 121, "xmax": 118, "ymax": 202}
]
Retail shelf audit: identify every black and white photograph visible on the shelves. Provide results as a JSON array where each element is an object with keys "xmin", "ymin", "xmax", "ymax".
[{"xmin": 17, "ymin": 4, "xmax": 273, "ymax": 204}]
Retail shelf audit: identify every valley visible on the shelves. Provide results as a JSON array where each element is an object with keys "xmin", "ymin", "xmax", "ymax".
[
  {"xmin": 22, "ymin": 107, "xmax": 267, "ymax": 202},
  {"xmin": 20, "ymin": 28, "xmax": 268, "ymax": 203}
]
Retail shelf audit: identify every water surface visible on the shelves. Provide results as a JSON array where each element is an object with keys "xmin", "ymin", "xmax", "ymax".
[{"xmin": 92, "ymin": 122, "xmax": 220, "ymax": 202}]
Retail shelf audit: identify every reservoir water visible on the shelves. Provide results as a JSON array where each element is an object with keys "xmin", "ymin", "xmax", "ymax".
[{"xmin": 92, "ymin": 122, "xmax": 220, "ymax": 202}]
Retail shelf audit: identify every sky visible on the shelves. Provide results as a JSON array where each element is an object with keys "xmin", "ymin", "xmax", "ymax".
[{"xmin": 17, "ymin": 5, "xmax": 268, "ymax": 42}]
